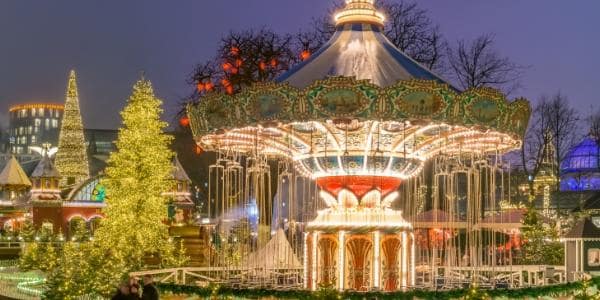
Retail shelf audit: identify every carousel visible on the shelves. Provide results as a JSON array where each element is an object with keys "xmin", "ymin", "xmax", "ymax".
[{"xmin": 188, "ymin": 0, "xmax": 530, "ymax": 291}]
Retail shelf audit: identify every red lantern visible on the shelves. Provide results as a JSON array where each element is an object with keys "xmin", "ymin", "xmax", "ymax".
[
  {"xmin": 235, "ymin": 59, "xmax": 243, "ymax": 67},
  {"xmin": 205, "ymin": 82, "xmax": 214, "ymax": 91},
  {"xmin": 259, "ymin": 61, "xmax": 267, "ymax": 71},
  {"xmin": 300, "ymin": 50, "xmax": 311, "ymax": 61},
  {"xmin": 196, "ymin": 82, "xmax": 204, "ymax": 92},
  {"xmin": 270, "ymin": 58, "xmax": 278, "ymax": 67},
  {"xmin": 179, "ymin": 116, "xmax": 190, "ymax": 127},
  {"xmin": 226, "ymin": 86, "xmax": 234, "ymax": 94},
  {"xmin": 230, "ymin": 46, "xmax": 240, "ymax": 56},
  {"xmin": 230, "ymin": 67, "xmax": 238, "ymax": 74},
  {"xmin": 222, "ymin": 62, "xmax": 233, "ymax": 71},
  {"xmin": 221, "ymin": 79, "xmax": 231, "ymax": 87}
]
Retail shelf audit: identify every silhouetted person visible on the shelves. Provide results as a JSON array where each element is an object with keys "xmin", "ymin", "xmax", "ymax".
[
  {"xmin": 112, "ymin": 283, "xmax": 131, "ymax": 300},
  {"xmin": 142, "ymin": 275, "xmax": 159, "ymax": 300}
]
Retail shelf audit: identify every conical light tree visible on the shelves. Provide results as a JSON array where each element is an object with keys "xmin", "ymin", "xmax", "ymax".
[
  {"xmin": 55, "ymin": 70, "xmax": 90, "ymax": 187},
  {"xmin": 95, "ymin": 77, "xmax": 174, "ymax": 271}
]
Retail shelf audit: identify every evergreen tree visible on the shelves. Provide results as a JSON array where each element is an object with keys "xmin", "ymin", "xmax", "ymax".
[
  {"xmin": 95, "ymin": 77, "xmax": 174, "ymax": 270},
  {"xmin": 520, "ymin": 204, "xmax": 564, "ymax": 265},
  {"xmin": 18, "ymin": 219, "xmax": 35, "ymax": 242},
  {"xmin": 55, "ymin": 70, "xmax": 90, "ymax": 187}
]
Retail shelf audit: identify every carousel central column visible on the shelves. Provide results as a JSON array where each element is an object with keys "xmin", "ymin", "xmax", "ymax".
[
  {"xmin": 338, "ymin": 231, "xmax": 345, "ymax": 291},
  {"xmin": 373, "ymin": 230, "xmax": 381, "ymax": 289}
]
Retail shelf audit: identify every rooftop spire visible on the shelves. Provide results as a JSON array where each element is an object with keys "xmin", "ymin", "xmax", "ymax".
[{"xmin": 334, "ymin": 0, "xmax": 385, "ymax": 27}]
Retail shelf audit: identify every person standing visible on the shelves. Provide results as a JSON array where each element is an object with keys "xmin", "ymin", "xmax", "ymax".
[{"xmin": 141, "ymin": 275, "xmax": 159, "ymax": 300}]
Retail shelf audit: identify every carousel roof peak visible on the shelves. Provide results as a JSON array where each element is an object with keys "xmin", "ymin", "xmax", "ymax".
[
  {"xmin": 334, "ymin": 0, "xmax": 385, "ymax": 27},
  {"xmin": 276, "ymin": 0, "xmax": 453, "ymax": 89}
]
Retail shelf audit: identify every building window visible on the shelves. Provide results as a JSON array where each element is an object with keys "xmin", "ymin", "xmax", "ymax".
[
  {"xmin": 34, "ymin": 126, "xmax": 39, "ymax": 133},
  {"xmin": 19, "ymin": 127, "xmax": 24, "ymax": 135},
  {"xmin": 52, "ymin": 119, "xmax": 58, "ymax": 128},
  {"xmin": 28, "ymin": 126, "xmax": 33, "ymax": 134},
  {"xmin": 45, "ymin": 118, "xmax": 50, "ymax": 129},
  {"xmin": 34, "ymin": 118, "xmax": 41, "ymax": 127},
  {"xmin": 589, "ymin": 249, "xmax": 600, "ymax": 266},
  {"xmin": 20, "ymin": 109, "xmax": 27, "ymax": 118},
  {"xmin": 38, "ymin": 108, "xmax": 44, "ymax": 116},
  {"xmin": 31, "ymin": 108, "xmax": 36, "ymax": 117},
  {"xmin": 55, "ymin": 110, "xmax": 60, "ymax": 118},
  {"xmin": 31, "ymin": 136, "xmax": 36, "ymax": 144}
]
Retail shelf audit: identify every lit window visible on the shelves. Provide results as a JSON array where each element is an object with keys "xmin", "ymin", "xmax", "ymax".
[
  {"xmin": 31, "ymin": 108, "xmax": 36, "ymax": 117},
  {"xmin": 55, "ymin": 110, "xmax": 60, "ymax": 118},
  {"xmin": 52, "ymin": 119, "xmax": 58, "ymax": 128},
  {"xmin": 589, "ymin": 249, "xmax": 600, "ymax": 266},
  {"xmin": 34, "ymin": 126, "xmax": 39, "ymax": 133},
  {"xmin": 19, "ymin": 127, "xmax": 24, "ymax": 135},
  {"xmin": 39, "ymin": 108, "xmax": 44, "ymax": 116},
  {"xmin": 45, "ymin": 118, "xmax": 50, "ymax": 129},
  {"xmin": 31, "ymin": 136, "xmax": 36, "ymax": 144},
  {"xmin": 20, "ymin": 109, "xmax": 27, "ymax": 118},
  {"xmin": 34, "ymin": 119, "xmax": 41, "ymax": 126},
  {"xmin": 28, "ymin": 126, "xmax": 32, "ymax": 134}
]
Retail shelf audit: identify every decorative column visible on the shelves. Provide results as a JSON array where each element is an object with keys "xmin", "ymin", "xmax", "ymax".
[
  {"xmin": 373, "ymin": 231, "xmax": 380, "ymax": 289},
  {"xmin": 303, "ymin": 232, "xmax": 309, "ymax": 289},
  {"xmin": 411, "ymin": 232, "xmax": 416, "ymax": 287},
  {"xmin": 401, "ymin": 231, "xmax": 408, "ymax": 289},
  {"xmin": 338, "ymin": 231, "xmax": 345, "ymax": 291},
  {"xmin": 312, "ymin": 231, "xmax": 319, "ymax": 291}
]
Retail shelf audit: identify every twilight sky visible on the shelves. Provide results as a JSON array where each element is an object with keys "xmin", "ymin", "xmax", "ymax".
[{"xmin": 1, "ymin": 1, "xmax": 599, "ymax": 129}]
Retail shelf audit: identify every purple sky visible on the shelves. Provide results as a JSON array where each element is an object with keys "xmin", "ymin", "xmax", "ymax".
[{"xmin": 1, "ymin": 1, "xmax": 599, "ymax": 129}]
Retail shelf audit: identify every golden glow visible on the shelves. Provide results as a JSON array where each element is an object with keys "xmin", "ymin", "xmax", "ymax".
[
  {"xmin": 334, "ymin": 0, "xmax": 385, "ymax": 27},
  {"xmin": 200, "ymin": 120, "xmax": 520, "ymax": 181},
  {"xmin": 9, "ymin": 103, "xmax": 63, "ymax": 112}
]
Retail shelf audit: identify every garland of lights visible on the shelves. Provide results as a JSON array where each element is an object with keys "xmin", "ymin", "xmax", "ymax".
[{"xmin": 157, "ymin": 278, "xmax": 600, "ymax": 300}]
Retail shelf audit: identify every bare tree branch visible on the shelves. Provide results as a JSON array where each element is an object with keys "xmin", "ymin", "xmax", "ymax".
[{"xmin": 446, "ymin": 33, "xmax": 527, "ymax": 94}]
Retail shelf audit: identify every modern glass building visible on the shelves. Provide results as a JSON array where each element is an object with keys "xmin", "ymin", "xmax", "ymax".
[
  {"xmin": 560, "ymin": 137, "xmax": 600, "ymax": 191},
  {"xmin": 8, "ymin": 103, "xmax": 64, "ymax": 154}
]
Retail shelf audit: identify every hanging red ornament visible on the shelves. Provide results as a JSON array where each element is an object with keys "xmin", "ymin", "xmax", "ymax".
[
  {"xmin": 300, "ymin": 50, "xmax": 311, "ymax": 61},
  {"xmin": 235, "ymin": 59, "xmax": 243, "ymax": 67},
  {"xmin": 196, "ymin": 82, "xmax": 204, "ymax": 92},
  {"xmin": 226, "ymin": 86, "xmax": 234, "ymax": 95},
  {"xmin": 230, "ymin": 46, "xmax": 240, "ymax": 56},
  {"xmin": 179, "ymin": 116, "xmax": 190, "ymax": 127},
  {"xmin": 230, "ymin": 67, "xmax": 238, "ymax": 74},
  {"xmin": 222, "ymin": 62, "xmax": 233, "ymax": 71},
  {"xmin": 259, "ymin": 61, "xmax": 267, "ymax": 71},
  {"xmin": 270, "ymin": 58, "xmax": 278, "ymax": 67},
  {"xmin": 205, "ymin": 82, "xmax": 214, "ymax": 91},
  {"xmin": 221, "ymin": 79, "xmax": 231, "ymax": 87}
]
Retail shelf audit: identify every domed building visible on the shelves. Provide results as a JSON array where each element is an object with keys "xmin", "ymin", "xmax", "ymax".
[{"xmin": 560, "ymin": 137, "xmax": 600, "ymax": 192}]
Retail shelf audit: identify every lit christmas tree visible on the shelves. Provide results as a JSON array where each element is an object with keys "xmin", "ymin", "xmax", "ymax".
[
  {"xmin": 95, "ymin": 77, "xmax": 175, "ymax": 271},
  {"xmin": 55, "ymin": 70, "xmax": 90, "ymax": 187}
]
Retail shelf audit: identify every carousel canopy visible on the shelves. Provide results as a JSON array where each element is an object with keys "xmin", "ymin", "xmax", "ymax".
[
  {"xmin": 0, "ymin": 156, "xmax": 32, "ymax": 188},
  {"xmin": 187, "ymin": 0, "xmax": 531, "ymax": 181}
]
